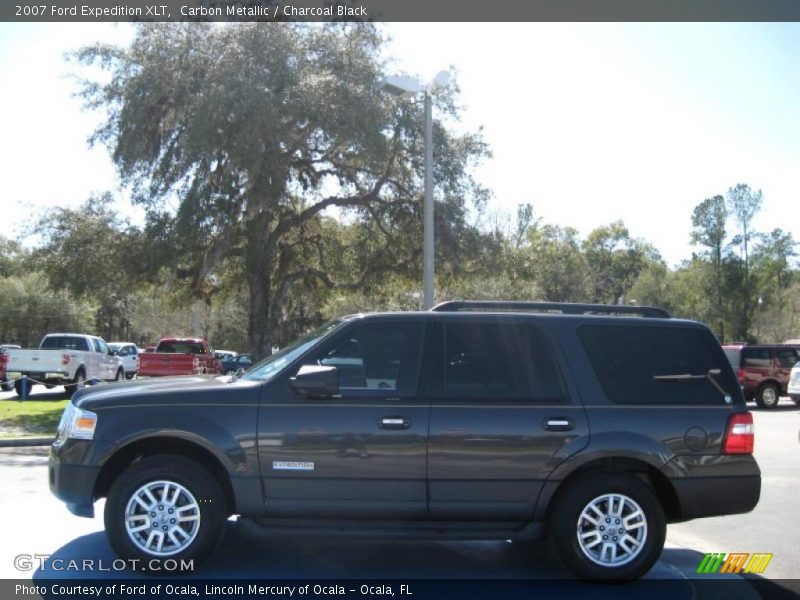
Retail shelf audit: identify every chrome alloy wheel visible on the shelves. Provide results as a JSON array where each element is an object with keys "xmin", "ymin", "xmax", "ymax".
[
  {"xmin": 576, "ymin": 493, "xmax": 647, "ymax": 567},
  {"xmin": 124, "ymin": 480, "xmax": 201, "ymax": 557}
]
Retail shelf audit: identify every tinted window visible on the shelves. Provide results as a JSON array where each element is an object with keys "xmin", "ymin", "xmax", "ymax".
[
  {"xmin": 742, "ymin": 347, "xmax": 771, "ymax": 368},
  {"xmin": 444, "ymin": 322, "xmax": 565, "ymax": 402},
  {"xmin": 41, "ymin": 336, "xmax": 89, "ymax": 351},
  {"xmin": 579, "ymin": 325, "xmax": 732, "ymax": 405},
  {"xmin": 777, "ymin": 348, "xmax": 800, "ymax": 368},
  {"xmin": 157, "ymin": 341, "xmax": 204, "ymax": 354},
  {"xmin": 310, "ymin": 321, "xmax": 424, "ymax": 395}
]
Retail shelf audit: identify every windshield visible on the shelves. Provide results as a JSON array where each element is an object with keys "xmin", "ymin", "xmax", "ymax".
[{"xmin": 241, "ymin": 319, "xmax": 346, "ymax": 383}]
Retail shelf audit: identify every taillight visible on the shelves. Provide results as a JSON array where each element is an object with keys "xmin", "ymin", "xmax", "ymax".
[
  {"xmin": 722, "ymin": 412, "xmax": 754, "ymax": 454},
  {"xmin": 0, "ymin": 353, "xmax": 7, "ymax": 365},
  {"xmin": 62, "ymin": 354, "xmax": 71, "ymax": 366},
  {"xmin": 737, "ymin": 368, "xmax": 746, "ymax": 382}
]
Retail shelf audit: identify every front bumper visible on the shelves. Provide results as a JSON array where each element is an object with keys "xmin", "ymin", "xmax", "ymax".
[{"xmin": 48, "ymin": 440, "xmax": 106, "ymax": 518}]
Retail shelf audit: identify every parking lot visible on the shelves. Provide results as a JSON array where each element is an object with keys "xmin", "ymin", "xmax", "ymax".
[{"xmin": 0, "ymin": 385, "xmax": 798, "ymax": 596}]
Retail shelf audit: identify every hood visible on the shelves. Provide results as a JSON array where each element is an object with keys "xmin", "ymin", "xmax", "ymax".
[{"xmin": 73, "ymin": 375, "xmax": 259, "ymax": 410}]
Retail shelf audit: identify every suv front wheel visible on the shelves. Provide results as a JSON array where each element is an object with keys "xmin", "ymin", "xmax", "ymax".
[
  {"xmin": 105, "ymin": 455, "xmax": 227, "ymax": 571},
  {"xmin": 549, "ymin": 472, "xmax": 666, "ymax": 580}
]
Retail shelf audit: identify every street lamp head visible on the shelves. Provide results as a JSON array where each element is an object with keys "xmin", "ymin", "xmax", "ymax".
[
  {"xmin": 382, "ymin": 75, "xmax": 426, "ymax": 98},
  {"xmin": 430, "ymin": 70, "xmax": 450, "ymax": 92}
]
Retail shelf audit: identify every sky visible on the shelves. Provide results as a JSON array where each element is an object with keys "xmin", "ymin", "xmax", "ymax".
[{"xmin": 0, "ymin": 22, "xmax": 797, "ymax": 267}]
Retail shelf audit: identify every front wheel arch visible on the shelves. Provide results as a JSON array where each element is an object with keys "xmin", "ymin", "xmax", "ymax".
[{"xmin": 94, "ymin": 437, "xmax": 236, "ymax": 516}]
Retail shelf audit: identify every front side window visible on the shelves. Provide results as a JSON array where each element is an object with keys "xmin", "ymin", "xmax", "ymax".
[
  {"xmin": 308, "ymin": 321, "xmax": 424, "ymax": 396},
  {"xmin": 243, "ymin": 319, "xmax": 345, "ymax": 383},
  {"xmin": 444, "ymin": 321, "xmax": 565, "ymax": 402}
]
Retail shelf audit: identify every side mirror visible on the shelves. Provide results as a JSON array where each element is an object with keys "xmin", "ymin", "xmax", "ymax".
[{"xmin": 289, "ymin": 365, "xmax": 338, "ymax": 398}]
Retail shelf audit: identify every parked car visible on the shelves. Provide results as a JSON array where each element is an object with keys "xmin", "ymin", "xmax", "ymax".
[
  {"xmin": 723, "ymin": 343, "xmax": 800, "ymax": 408},
  {"xmin": 0, "ymin": 344, "xmax": 22, "ymax": 391},
  {"xmin": 214, "ymin": 350, "xmax": 237, "ymax": 362},
  {"xmin": 220, "ymin": 353, "xmax": 253, "ymax": 374},
  {"xmin": 49, "ymin": 301, "xmax": 759, "ymax": 580},
  {"xmin": 788, "ymin": 362, "xmax": 800, "ymax": 405},
  {"xmin": 107, "ymin": 343, "xmax": 140, "ymax": 380},
  {"xmin": 138, "ymin": 337, "xmax": 222, "ymax": 377},
  {"xmin": 5, "ymin": 334, "xmax": 124, "ymax": 397}
]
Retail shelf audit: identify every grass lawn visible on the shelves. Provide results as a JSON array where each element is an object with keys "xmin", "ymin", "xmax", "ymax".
[{"xmin": 0, "ymin": 397, "xmax": 68, "ymax": 438}]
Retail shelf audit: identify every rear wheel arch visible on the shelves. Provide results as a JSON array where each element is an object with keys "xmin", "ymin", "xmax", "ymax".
[
  {"xmin": 543, "ymin": 456, "xmax": 681, "ymax": 524},
  {"xmin": 94, "ymin": 436, "xmax": 237, "ymax": 516}
]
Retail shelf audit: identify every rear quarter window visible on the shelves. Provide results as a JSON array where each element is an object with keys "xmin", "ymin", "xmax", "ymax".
[
  {"xmin": 742, "ymin": 347, "xmax": 771, "ymax": 368},
  {"xmin": 579, "ymin": 324, "xmax": 734, "ymax": 405}
]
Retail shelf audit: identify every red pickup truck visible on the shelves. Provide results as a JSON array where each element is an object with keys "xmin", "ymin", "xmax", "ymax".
[{"xmin": 138, "ymin": 337, "xmax": 223, "ymax": 377}]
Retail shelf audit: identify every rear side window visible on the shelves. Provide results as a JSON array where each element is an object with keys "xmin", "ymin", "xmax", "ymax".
[
  {"xmin": 742, "ymin": 347, "xmax": 771, "ymax": 368},
  {"xmin": 444, "ymin": 321, "xmax": 565, "ymax": 402},
  {"xmin": 579, "ymin": 325, "xmax": 732, "ymax": 405}
]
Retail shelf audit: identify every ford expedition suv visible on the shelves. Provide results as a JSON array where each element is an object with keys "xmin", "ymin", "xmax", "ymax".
[{"xmin": 49, "ymin": 302, "xmax": 760, "ymax": 580}]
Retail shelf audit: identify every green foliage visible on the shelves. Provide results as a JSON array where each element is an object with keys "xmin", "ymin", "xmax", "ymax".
[
  {"xmin": 0, "ymin": 272, "xmax": 93, "ymax": 346},
  {"xmin": 75, "ymin": 23, "xmax": 489, "ymax": 357},
  {"xmin": 582, "ymin": 221, "xmax": 661, "ymax": 304}
]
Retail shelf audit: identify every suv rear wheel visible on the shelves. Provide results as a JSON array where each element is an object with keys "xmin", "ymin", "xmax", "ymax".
[
  {"xmin": 755, "ymin": 382, "xmax": 780, "ymax": 409},
  {"xmin": 549, "ymin": 472, "xmax": 666, "ymax": 580},
  {"xmin": 105, "ymin": 455, "xmax": 227, "ymax": 570}
]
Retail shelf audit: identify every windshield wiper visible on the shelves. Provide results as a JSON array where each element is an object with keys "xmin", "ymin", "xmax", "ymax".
[{"xmin": 653, "ymin": 369, "xmax": 732, "ymax": 403}]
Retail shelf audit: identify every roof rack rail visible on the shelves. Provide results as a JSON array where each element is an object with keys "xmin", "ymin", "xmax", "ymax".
[{"xmin": 429, "ymin": 300, "xmax": 671, "ymax": 319}]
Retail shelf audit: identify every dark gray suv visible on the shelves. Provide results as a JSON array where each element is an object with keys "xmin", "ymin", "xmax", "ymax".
[{"xmin": 49, "ymin": 301, "xmax": 760, "ymax": 580}]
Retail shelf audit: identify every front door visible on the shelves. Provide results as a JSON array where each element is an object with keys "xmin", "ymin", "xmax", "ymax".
[
  {"xmin": 427, "ymin": 317, "xmax": 589, "ymax": 520},
  {"xmin": 258, "ymin": 318, "xmax": 429, "ymax": 518}
]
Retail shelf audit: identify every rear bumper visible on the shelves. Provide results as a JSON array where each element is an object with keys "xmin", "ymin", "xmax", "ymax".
[{"xmin": 672, "ymin": 474, "xmax": 761, "ymax": 519}]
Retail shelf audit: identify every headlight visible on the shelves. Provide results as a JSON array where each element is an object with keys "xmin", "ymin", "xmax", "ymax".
[{"xmin": 55, "ymin": 402, "xmax": 98, "ymax": 444}]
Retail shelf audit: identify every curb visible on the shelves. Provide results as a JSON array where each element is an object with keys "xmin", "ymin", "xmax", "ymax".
[{"xmin": 0, "ymin": 437, "xmax": 53, "ymax": 448}]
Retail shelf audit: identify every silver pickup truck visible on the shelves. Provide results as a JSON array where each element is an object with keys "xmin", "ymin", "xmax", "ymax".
[{"xmin": 4, "ymin": 333, "xmax": 124, "ymax": 397}]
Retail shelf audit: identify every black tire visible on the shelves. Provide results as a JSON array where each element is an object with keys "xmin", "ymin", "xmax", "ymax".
[
  {"xmin": 104, "ymin": 455, "xmax": 227, "ymax": 572},
  {"xmin": 1, "ymin": 377, "xmax": 13, "ymax": 392},
  {"xmin": 549, "ymin": 472, "xmax": 666, "ymax": 581},
  {"xmin": 755, "ymin": 382, "xmax": 780, "ymax": 409},
  {"xmin": 65, "ymin": 369, "xmax": 85, "ymax": 399}
]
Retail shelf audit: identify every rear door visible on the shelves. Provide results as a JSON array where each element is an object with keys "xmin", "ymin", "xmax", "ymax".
[
  {"xmin": 427, "ymin": 317, "xmax": 589, "ymax": 520},
  {"xmin": 258, "ymin": 318, "xmax": 429, "ymax": 518}
]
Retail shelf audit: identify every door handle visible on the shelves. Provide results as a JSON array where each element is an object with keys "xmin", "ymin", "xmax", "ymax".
[
  {"xmin": 379, "ymin": 416, "xmax": 411, "ymax": 430},
  {"xmin": 543, "ymin": 418, "xmax": 574, "ymax": 432}
]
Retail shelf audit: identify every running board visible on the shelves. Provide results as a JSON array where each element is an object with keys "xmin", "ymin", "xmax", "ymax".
[{"xmin": 236, "ymin": 517, "xmax": 544, "ymax": 541}]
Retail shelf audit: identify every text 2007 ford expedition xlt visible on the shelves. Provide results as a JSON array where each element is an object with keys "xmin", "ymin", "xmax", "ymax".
[{"xmin": 49, "ymin": 302, "xmax": 760, "ymax": 580}]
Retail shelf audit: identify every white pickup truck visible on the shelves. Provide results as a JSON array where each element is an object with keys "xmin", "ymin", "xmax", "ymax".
[{"xmin": 4, "ymin": 333, "xmax": 125, "ymax": 397}]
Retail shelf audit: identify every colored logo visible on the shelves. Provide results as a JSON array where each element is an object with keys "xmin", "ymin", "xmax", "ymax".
[{"xmin": 697, "ymin": 552, "xmax": 773, "ymax": 574}]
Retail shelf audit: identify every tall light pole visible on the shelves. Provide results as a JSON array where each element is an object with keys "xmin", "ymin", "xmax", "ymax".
[{"xmin": 382, "ymin": 71, "xmax": 450, "ymax": 310}]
